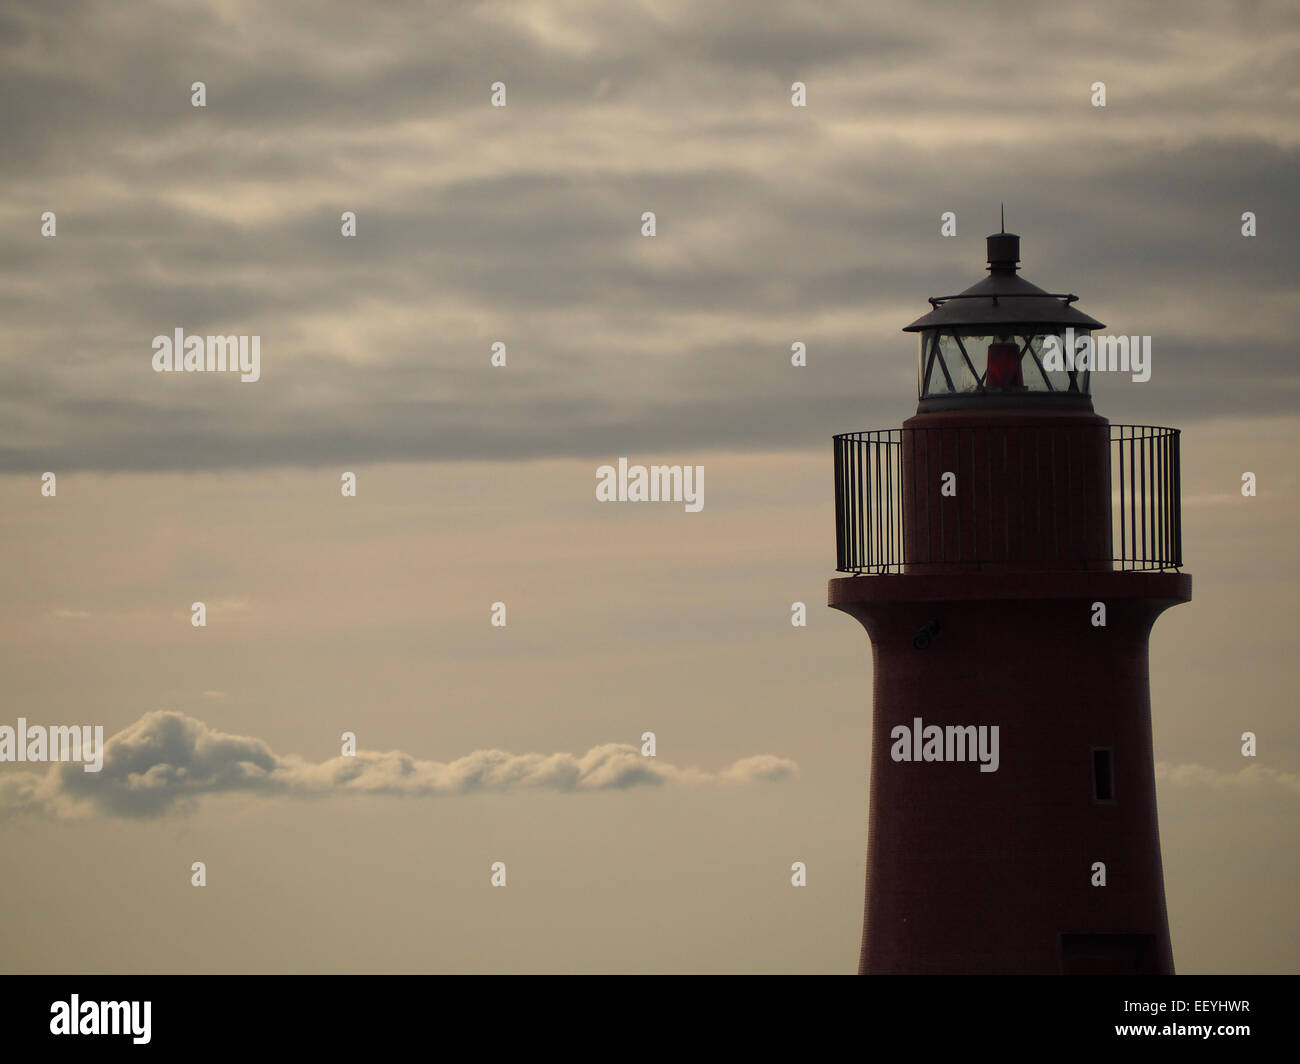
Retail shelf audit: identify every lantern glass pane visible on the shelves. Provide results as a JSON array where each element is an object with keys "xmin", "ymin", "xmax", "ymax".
[{"xmin": 917, "ymin": 329, "xmax": 1094, "ymax": 398}]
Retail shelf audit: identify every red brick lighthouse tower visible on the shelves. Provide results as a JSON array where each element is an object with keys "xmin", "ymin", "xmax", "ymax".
[{"xmin": 829, "ymin": 228, "xmax": 1190, "ymax": 974}]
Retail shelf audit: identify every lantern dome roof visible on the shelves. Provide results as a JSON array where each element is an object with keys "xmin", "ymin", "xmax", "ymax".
[{"xmin": 903, "ymin": 232, "xmax": 1105, "ymax": 333}]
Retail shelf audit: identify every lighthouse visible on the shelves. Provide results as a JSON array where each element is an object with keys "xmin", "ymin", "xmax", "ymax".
[{"xmin": 829, "ymin": 227, "xmax": 1190, "ymax": 974}]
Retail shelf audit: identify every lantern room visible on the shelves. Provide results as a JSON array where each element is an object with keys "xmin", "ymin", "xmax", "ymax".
[{"xmin": 903, "ymin": 230, "xmax": 1105, "ymax": 411}]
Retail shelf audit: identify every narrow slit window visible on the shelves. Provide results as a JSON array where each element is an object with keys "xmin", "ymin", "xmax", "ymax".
[{"xmin": 1093, "ymin": 749, "xmax": 1114, "ymax": 801}]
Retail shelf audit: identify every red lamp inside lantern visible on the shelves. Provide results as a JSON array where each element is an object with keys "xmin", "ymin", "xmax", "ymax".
[{"xmin": 985, "ymin": 339, "xmax": 1023, "ymax": 389}]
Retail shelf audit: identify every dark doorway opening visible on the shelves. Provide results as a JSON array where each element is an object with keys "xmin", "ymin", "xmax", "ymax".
[{"xmin": 1061, "ymin": 933, "xmax": 1159, "ymax": 974}]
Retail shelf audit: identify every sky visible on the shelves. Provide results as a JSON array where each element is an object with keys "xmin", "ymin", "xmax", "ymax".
[{"xmin": 0, "ymin": 0, "xmax": 1296, "ymax": 973}]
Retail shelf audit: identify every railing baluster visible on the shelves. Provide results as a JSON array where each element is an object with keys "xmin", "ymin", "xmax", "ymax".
[{"xmin": 833, "ymin": 425, "xmax": 1180, "ymax": 575}]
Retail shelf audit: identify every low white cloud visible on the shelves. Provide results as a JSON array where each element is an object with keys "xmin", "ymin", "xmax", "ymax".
[
  {"xmin": 0, "ymin": 710, "xmax": 797, "ymax": 819},
  {"xmin": 1156, "ymin": 761, "xmax": 1300, "ymax": 794},
  {"xmin": 720, "ymin": 754, "xmax": 799, "ymax": 784}
]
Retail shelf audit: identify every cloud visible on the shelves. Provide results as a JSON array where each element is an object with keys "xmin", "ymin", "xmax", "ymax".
[
  {"xmin": 0, "ymin": 710, "xmax": 798, "ymax": 819},
  {"xmin": 720, "ymin": 754, "xmax": 800, "ymax": 784},
  {"xmin": 1156, "ymin": 761, "xmax": 1300, "ymax": 794},
  {"xmin": 1, "ymin": 1, "xmax": 1297, "ymax": 474}
]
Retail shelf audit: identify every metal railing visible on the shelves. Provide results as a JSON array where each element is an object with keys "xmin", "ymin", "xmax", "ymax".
[{"xmin": 833, "ymin": 424, "xmax": 1181, "ymax": 574}]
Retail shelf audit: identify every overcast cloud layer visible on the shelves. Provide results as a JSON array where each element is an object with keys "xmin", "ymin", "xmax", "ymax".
[{"xmin": 1, "ymin": 0, "xmax": 1297, "ymax": 472}]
